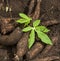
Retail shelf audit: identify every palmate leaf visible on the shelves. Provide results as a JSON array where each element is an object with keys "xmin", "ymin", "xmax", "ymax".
[
  {"xmin": 33, "ymin": 20, "xmax": 40, "ymax": 27},
  {"xmin": 28, "ymin": 30, "xmax": 35, "ymax": 49},
  {"xmin": 36, "ymin": 30, "xmax": 52, "ymax": 45},
  {"xmin": 36, "ymin": 26, "xmax": 50, "ymax": 33},
  {"xmin": 19, "ymin": 13, "xmax": 32, "ymax": 20},
  {"xmin": 22, "ymin": 26, "xmax": 32, "ymax": 32}
]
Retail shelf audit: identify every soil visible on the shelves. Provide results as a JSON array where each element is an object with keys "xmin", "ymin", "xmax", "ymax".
[{"xmin": 0, "ymin": 0, "xmax": 60, "ymax": 61}]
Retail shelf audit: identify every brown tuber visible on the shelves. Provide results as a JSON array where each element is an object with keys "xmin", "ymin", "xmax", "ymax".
[
  {"xmin": 29, "ymin": 56, "xmax": 59, "ymax": 61},
  {"xmin": 14, "ymin": 33, "xmax": 29, "ymax": 61},
  {"xmin": 0, "ymin": 48, "xmax": 9, "ymax": 61},
  {"xmin": 26, "ymin": 42, "xmax": 44, "ymax": 60},
  {"xmin": 0, "ymin": 27, "xmax": 22, "ymax": 45},
  {"xmin": 0, "ymin": 18, "xmax": 18, "ymax": 34}
]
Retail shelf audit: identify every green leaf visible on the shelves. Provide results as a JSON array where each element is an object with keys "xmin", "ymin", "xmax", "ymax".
[
  {"xmin": 16, "ymin": 19, "xmax": 28, "ymax": 24},
  {"xmin": 24, "ymin": 21, "xmax": 30, "ymax": 26},
  {"xmin": 28, "ymin": 30, "xmax": 35, "ymax": 49},
  {"xmin": 22, "ymin": 26, "xmax": 32, "ymax": 32},
  {"xmin": 19, "ymin": 13, "xmax": 32, "ymax": 20},
  {"xmin": 36, "ymin": 26, "xmax": 50, "ymax": 33},
  {"xmin": 33, "ymin": 20, "xmax": 40, "ymax": 27},
  {"xmin": 36, "ymin": 30, "xmax": 52, "ymax": 45}
]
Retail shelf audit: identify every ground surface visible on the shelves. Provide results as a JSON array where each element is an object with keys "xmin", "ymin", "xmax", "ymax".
[{"xmin": 0, "ymin": 0, "xmax": 60, "ymax": 61}]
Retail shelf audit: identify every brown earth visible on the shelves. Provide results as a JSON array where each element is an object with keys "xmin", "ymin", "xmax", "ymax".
[{"xmin": 0, "ymin": 0, "xmax": 60, "ymax": 61}]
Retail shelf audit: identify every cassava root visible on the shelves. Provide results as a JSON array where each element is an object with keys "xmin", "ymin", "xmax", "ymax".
[{"xmin": 0, "ymin": 27, "xmax": 22, "ymax": 45}]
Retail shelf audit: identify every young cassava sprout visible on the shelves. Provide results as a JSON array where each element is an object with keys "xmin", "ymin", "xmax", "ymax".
[
  {"xmin": 16, "ymin": 13, "xmax": 32, "ymax": 26},
  {"xmin": 16, "ymin": 13, "xmax": 52, "ymax": 49}
]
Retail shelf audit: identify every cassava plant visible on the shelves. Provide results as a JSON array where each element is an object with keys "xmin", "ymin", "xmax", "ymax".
[
  {"xmin": 16, "ymin": 13, "xmax": 52, "ymax": 49},
  {"xmin": 16, "ymin": 13, "xmax": 32, "ymax": 26}
]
